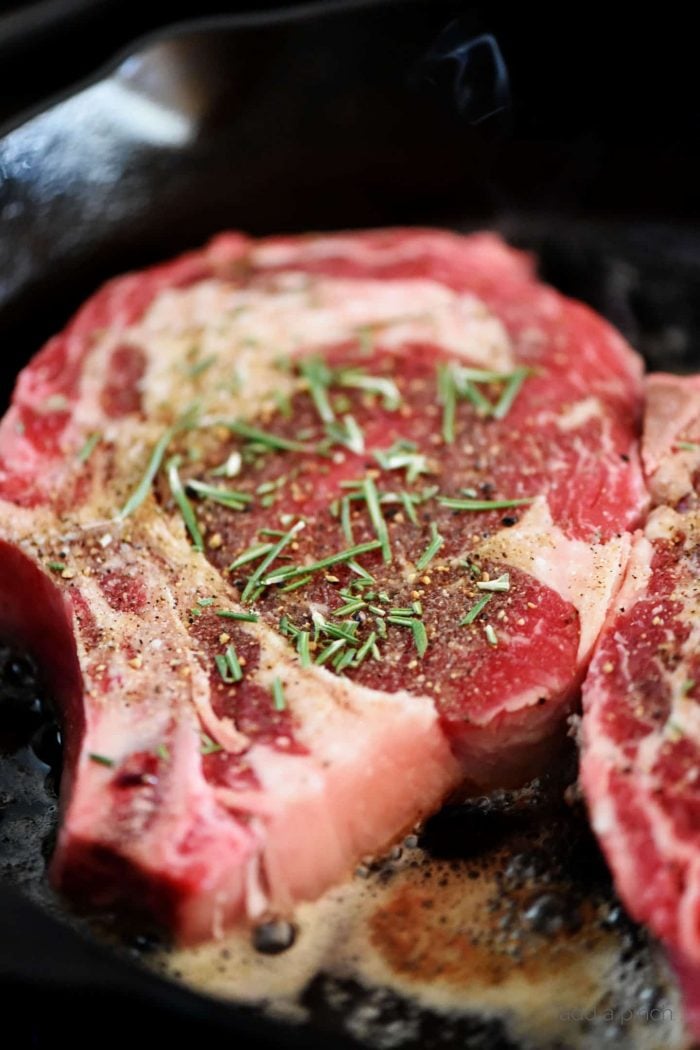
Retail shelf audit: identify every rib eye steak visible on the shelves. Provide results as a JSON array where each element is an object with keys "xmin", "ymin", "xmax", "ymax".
[{"xmin": 0, "ymin": 229, "xmax": 646, "ymax": 942}]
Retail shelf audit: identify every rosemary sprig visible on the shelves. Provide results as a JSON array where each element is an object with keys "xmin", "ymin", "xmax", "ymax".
[
  {"xmin": 459, "ymin": 593, "xmax": 493, "ymax": 625},
  {"xmin": 167, "ymin": 456, "xmax": 204, "ymax": 552},
  {"xmin": 415, "ymin": 522, "xmax": 444, "ymax": 572},
  {"xmin": 77, "ymin": 432, "xmax": 101, "ymax": 463},
  {"xmin": 439, "ymin": 496, "xmax": 533, "ymax": 511},
  {"xmin": 362, "ymin": 477, "xmax": 391, "ymax": 563}
]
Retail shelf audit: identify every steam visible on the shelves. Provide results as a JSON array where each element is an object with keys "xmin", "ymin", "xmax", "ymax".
[{"xmin": 420, "ymin": 19, "xmax": 511, "ymax": 127}]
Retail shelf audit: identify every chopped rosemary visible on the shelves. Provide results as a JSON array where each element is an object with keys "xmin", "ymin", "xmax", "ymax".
[
  {"xmin": 340, "ymin": 496, "xmax": 354, "ymax": 544},
  {"xmin": 492, "ymin": 367, "xmax": 530, "ymax": 420},
  {"xmin": 278, "ymin": 574, "xmax": 313, "ymax": 593},
  {"xmin": 264, "ymin": 539, "xmax": 382, "ymax": 584},
  {"xmin": 354, "ymin": 631, "xmax": 377, "ymax": 666},
  {"xmin": 228, "ymin": 542, "xmax": 275, "ymax": 571},
  {"xmin": 459, "ymin": 593, "xmax": 493, "ymax": 625},
  {"xmin": 374, "ymin": 440, "xmax": 429, "ymax": 482},
  {"xmin": 167, "ymin": 456, "xmax": 204, "ymax": 552},
  {"xmin": 225, "ymin": 421, "xmax": 308, "ymax": 453},
  {"xmin": 439, "ymin": 496, "xmax": 533, "ymax": 511},
  {"xmin": 400, "ymin": 490, "xmax": 419, "ymax": 525},
  {"xmin": 46, "ymin": 561, "xmax": 66, "ymax": 573},
  {"xmin": 335, "ymin": 599, "xmax": 366, "ymax": 616},
  {"xmin": 77, "ymin": 432, "xmax": 100, "ymax": 463},
  {"xmin": 215, "ymin": 643, "xmax": 243, "ymax": 683},
  {"xmin": 362, "ymin": 477, "xmax": 391, "ymax": 563},
  {"xmin": 484, "ymin": 624, "xmax": 498, "ymax": 646},
  {"xmin": 411, "ymin": 619, "xmax": 429, "ymax": 658},
  {"xmin": 337, "ymin": 370, "xmax": 401, "ymax": 409},
  {"xmin": 155, "ymin": 743, "xmax": 170, "ymax": 761},
  {"xmin": 335, "ymin": 647, "xmax": 357, "ymax": 672},
  {"xmin": 187, "ymin": 353, "xmax": 218, "ymax": 378},
  {"xmin": 216, "ymin": 610, "xmax": 259, "ymax": 622},
  {"xmin": 296, "ymin": 630, "xmax": 311, "ymax": 668},
  {"xmin": 89, "ymin": 752, "xmax": 115, "ymax": 768},
  {"xmin": 200, "ymin": 732, "xmax": 223, "ymax": 755},
  {"xmin": 211, "ymin": 451, "xmax": 242, "ymax": 478},
  {"xmin": 415, "ymin": 522, "xmax": 444, "ymax": 571},
  {"xmin": 476, "ymin": 573, "xmax": 510, "ymax": 593},
  {"xmin": 676, "ymin": 441, "xmax": 700, "ymax": 452},
  {"xmin": 118, "ymin": 425, "xmax": 176, "ymax": 519},
  {"xmin": 326, "ymin": 415, "xmax": 365, "ymax": 454},
  {"xmin": 316, "ymin": 639, "xmax": 346, "ymax": 666},
  {"xmin": 300, "ymin": 356, "xmax": 335, "ymax": 423},
  {"xmin": 197, "ymin": 597, "xmax": 214, "ymax": 607},
  {"xmin": 241, "ymin": 521, "xmax": 305, "ymax": 602},
  {"xmin": 186, "ymin": 479, "xmax": 252, "ymax": 509},
  {"xmin": 438, "ymin": 364, "xmax": 457, "ymax": 443}
]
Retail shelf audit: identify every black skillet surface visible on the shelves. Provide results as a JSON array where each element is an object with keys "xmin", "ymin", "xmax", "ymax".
[{"xmin": 1, "ymin": 1, "xmax": 700, "ymax": 1045}]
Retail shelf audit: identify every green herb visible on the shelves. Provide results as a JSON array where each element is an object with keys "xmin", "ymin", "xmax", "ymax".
[
  {"xmin": 264, "ymin": 539, "xmax": 382, "ymax": 584},
  {"xmin": 400, "ymin": 491, "xmax": 419, "ymax": 525},
  {"xmin": 338, "ymin": 370, "xmax": 401, "ymax": 409},
  {"xmin": 197, "ymin": 597, "xmax": 214, "ymax": 607},
  {"xmin": 270, "ymin": 676, "xmax": 287, "ymax": 709},
  {"xmin": 459, "ymin": 593, "xmax": 493, "ymax": 625},
  {"xmin": 334, "ymin": 647, "xmax": 357, "ymax": 672},
  {"xmin": 348, "ymin": 559, "xmax": 374, "ymax": 581},
  {"xmin": 46, "ymin": 561, "xmax": 66, "ymax": 573},
  {"xmin": 335, "ymin": 599, "xmax": 366, "ymax": 616},
  {"xmin": 340, "ymin": 495, "xmax": 354, "ymax": 544},
  {"xmin": 89, "ymin": 752, "xmax": 115, "ymax": 768},
  {"xmin": 484, "ymin": 624, "xmax": 498, "ymax": 646},
  {"xmin": 411, "ymin": 619, "xmax": 429, "ymax": 658},
  {"xmin": 437, "ymin": 364, "xmax": 457, "ymax": 443},
  {"xmin": 155, "ymin": 743, "xmax": 170, "ymax": 761},
  {"xmin": 228, "ymin": 542, "xmax": 275, "ymax": 571},
  {"xmin": 241, "ymin": 521, "xmax": 305, "ymax": 602},
  {"xmin": 476, "ymin": 573, "xmax": 510, "ymax": 593},
  {"xmin": 200, "ymin": 732, "xmax": 223, "ymax": 755},
  {"xmin": 187, "ymin": 353, "xmax": 218, "ymax": 379},
  {"xmin": 326, "ymin": 415, "xmax": 365, "ymax": 454},
  {"xmin": 216, "ymin": 610, "xmax": 259, "ymax": 622},
  {"xmin": 211, "ymin": 451, "xmax": 242, "ymax": 478},
  {"xmin": 676, "ymin": 441, "xmax": 700, "ymax": 452},
  {"xmin": 354, "ymin": 631, "xmax": 378, "ymax": 666},
  {"xmin": 374, "ymin": 440, "xmax": 429, "ymax": 483},
  {"xmin": 167, "ymin": 456, "xmax": 204, "ymax": 552},
  {"xmin": 492, "ymin": 367, "xmax": 530, "ymax": 420},
  {"xmin": 225, "ymin": 421, "xmax": 308, "ymax": 453},
  {"xmin": 274, "ymin": 391, "xmax": 293, "ymax": 418},
  {"xmin": 296, "ymin": 631, "xmax": 311, "ymax": 668},
  {"xmin": 186, "ymin": 479, "xmax": 252, "ymax": 509},
  {"xmin": 215, "ymin": 644, "xmax": 243, "ymax": 684},
  {"xmin": 439, "ymin": 496, "xmax": 534, "ymax": 511},
  {"xmin": 77, "ymin": 432, "xmax": 100, "ymax": 463},
  {"xmin": 681, "ymin": 679, "xmax": 695, "ymax": 696},
  {"xmin": 118, "ymin": 426, "xmax": 176, "ymax": 519},
  {"xmin": 415, "ymin": 522, "xmax": 444, "ymax": 571},
  {"xmin": 362, "ymin": 477, "xmax": 391, "ymax": 563},
  {"xmin": 278, "ymin": 574, "xmax": 313, "ymax": 593},
  {"xmin": 316, "ymin": 639, "xmax": 346, "ymax": 666},
  {"xmin": 300, "ymin": 356, "xmax": 335, "ymax": 423}
]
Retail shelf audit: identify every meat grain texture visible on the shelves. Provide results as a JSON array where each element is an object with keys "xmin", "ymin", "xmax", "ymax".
[
  {"xmin": 0, "ymin": 229, "xmax": 646, "ymax": 943},
  {"xmin": 582, "ymin": 372, "xmax": 700, "ymax": 1039}
]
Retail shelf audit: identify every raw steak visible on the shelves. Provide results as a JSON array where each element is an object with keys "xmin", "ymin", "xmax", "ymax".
[
  {"xmin": 0, "ymin": 229, "xmax": 647, "ymax": 942},
  {"xmin": 581, "ymin": 372, "xmax": 700, "ymax": 1035}
]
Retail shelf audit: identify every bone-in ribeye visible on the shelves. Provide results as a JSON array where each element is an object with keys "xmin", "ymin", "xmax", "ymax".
[{"xmin": 0, "ymin": 229, "xmax": 647, "ymax": 942}]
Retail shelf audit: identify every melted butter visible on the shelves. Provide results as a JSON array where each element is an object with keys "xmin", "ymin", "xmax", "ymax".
[{"xmin": 152, "ymin": 835, "xmax": 687, "ymax": 1049}]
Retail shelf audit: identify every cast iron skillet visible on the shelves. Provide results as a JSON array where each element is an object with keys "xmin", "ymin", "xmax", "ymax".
[{"xmin": 1, "ymin": 1, "xmax": 700, "ymax": 1045}]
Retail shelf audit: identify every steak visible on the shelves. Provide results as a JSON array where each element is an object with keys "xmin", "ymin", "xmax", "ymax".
[
  {"xmin": 0, "ymin": 229, "xmax": 647, "ymax": 942},
  {"xmin": 581, "ymin": 371, "xmax": 700, "ymax": 1035}
]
